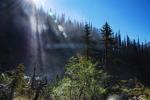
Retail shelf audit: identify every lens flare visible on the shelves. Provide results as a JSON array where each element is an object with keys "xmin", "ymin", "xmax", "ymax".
[
  {"xmin": 63, "ymin": 32, "xmax": 68, "ymax": 38},
  {"xmin": 58, "ymin": 25, "xmax": 64, "ymax": 32},
  {"xmin": 54, "ymin": 19, "xmax": 57, "ymax": 23},
  {"xmin": 58, "ymin": 25, "xmax": 68, "ymax": 38},
  {"xmin": 48, "ymin": 11, "xmax": 54, "ymax": 17}
]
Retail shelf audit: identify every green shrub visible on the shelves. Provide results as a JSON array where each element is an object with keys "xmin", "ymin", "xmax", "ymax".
[{"xmin": 52, "ymin": 56, "xmax": 109, "ymax": 100}]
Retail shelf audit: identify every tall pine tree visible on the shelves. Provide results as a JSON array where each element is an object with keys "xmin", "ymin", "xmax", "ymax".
[
  {"xmin": 100, "ymin": 22, "xmax": 114, "ymax": 65},
  {"xmin": 84, "ymin": 23, "xmax": 91, "ymax": 59}
]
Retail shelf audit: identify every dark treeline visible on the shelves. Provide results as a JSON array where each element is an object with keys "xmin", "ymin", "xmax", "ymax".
[
  {"xmin": 83, "ymin": 22, "xmax": 150, "ymax": 85},
  {"xmin": 44, "ymin": 8, "xmax": 150, "ymax": 84},
  {"xmin": 49, "ymin": 11, "xmax": 150, "ymax": 83},
  {"xmin": 54, "ymin": 14, "xmax": 150, "ymax": 84}
]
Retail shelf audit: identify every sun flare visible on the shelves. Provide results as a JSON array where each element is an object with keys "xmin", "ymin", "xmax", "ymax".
[{"xmin": 32, "ymin": 0, "xmax": 45, "ymax": 9}]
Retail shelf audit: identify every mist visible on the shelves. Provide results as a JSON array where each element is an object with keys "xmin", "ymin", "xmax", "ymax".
[{"xmin": 0, "ymin": 0, "xmax": 94, "ymax": 81}]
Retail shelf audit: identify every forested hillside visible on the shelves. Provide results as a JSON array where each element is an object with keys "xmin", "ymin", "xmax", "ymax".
[{"xmin": 0, "ymin": 0, "xmax": 150, "ymax": 100}]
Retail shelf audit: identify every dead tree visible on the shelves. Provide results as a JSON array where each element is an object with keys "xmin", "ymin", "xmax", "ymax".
[{"xmin": 31, "ymin": 66, "xmax": 47, "ymax": 100}]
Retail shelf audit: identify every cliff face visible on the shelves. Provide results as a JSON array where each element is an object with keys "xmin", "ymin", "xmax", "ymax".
[
  {"xmin": 0, "ymin": 0, "xmax": 33, "ymax": 71},
  {"xmin": 0, "ymin": 0, "xmax": 73, "ymax": 80}
]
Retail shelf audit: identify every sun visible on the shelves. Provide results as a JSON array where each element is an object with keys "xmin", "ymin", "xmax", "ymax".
[{"xmin": 32, "ymin": 0, "xmax": 45, "ymax": 9}]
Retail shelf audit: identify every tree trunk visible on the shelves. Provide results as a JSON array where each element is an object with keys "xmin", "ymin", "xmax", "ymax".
[
  {"xmin": 9, "ymin": 87, "xmax": 14, "ymax": 100},
  {"xmin": 33, "ymin": 89, "xmax": 40, "ymax": 100}
]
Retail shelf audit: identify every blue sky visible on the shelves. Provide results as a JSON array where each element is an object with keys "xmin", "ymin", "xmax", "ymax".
[{"xmin": 44, "ymin": 0, "xmax": 150, "ymax": 42}]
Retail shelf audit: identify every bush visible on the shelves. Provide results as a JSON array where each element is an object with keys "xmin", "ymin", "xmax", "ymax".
[{"xmin": 52, "ymin": 56, "xmax": 109, "ymax": 100}]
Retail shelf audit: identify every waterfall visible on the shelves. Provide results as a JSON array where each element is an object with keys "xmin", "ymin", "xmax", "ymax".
[
  {"xmin": 19, "ymin": 0, "xmax": 47, "ymax": 75},
  {"xmin": 34, "ymin": 11, "xmax": 46, "ymax": 74},
  {"xmin": 30, "ymin": 4, "xmax": 47, "ymax": 75}
]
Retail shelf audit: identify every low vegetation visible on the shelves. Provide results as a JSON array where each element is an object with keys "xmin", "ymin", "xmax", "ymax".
[{"xmin": 0, "ymin": 56, "xmax": 150, "ymax": 100}]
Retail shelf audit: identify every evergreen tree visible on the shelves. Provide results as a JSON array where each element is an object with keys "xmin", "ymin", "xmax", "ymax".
[
  {"xmin": 100, "ymin": 22, "xmax": 114, "ymax": 65},
  {"xmin": 84, "ymin": 23, "xmax": 91, "ymax": 59},
  {"xmin": 126, "ymin": 35, "xmax": 131, "ymax": 47},
  {"xmin": 84, "ymin": 23, "xmax": 100, "ymax": 60},
  {"xmin": 118, "ymin": 31, "xmax": 122, "ymax": 47}
]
